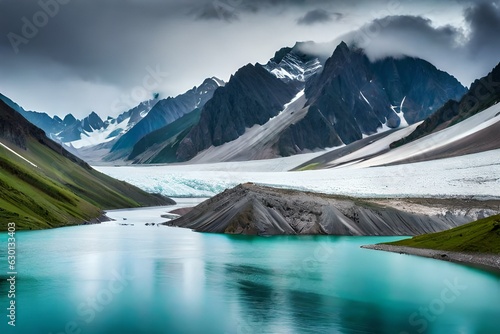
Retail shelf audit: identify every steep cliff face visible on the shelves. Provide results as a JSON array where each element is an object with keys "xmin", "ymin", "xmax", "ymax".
[
  {"xmin": 277, "ymin": 42, "xmax": 466, "ymax": 156},
  {"xmin": 0, "ymin": 99, "xmax": 47, "ymax": 149},
  {"xmin": 166, "ymin": 183, "xmax": 489, "ymax": 236},
  {"xmin": 176, "ymin": 64, "xmax": 298, "ymax": 161},
  {"xmin": 391, "ymin": 62, "xmax": 500, "ymax": 149},
  {"xmin": 110, "ymin": 77, "xmax": 223, "ymax": 156},
  {"xmin": 264, "ymin": 44, "xmax": 323, "ymax": 89}
]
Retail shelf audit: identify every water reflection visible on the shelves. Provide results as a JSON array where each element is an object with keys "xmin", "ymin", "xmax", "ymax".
[{"xmin": 0, "ymin": 210, "xmax": 498, "ymax": 334}]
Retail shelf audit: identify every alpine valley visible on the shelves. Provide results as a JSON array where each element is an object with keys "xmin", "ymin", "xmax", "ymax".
[
  {"xmin": 96, "ymin": 41, "xmax": 500, "ymax": 275},
  {"xmin": 1, "ymin": 30, "xmax": 499, "ymax": 334},
  {"xmin": 3, "ymin": 40, "xmax": 500, "ymax": 231}
]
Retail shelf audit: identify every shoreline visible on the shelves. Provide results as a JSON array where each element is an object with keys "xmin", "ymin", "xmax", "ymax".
[{"xmin": 361, "ymin": 244, "xmax": 500, "ymax": 274}]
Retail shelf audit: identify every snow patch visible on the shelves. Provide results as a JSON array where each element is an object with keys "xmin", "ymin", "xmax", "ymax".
[
  {"xmin": 397, "ymin": 96, "xmax": 409, "ymax": 127},
  {"xmin": 360, "ymin": 92, "xmax": 372, "ymax": 107},
  {"xmin": 266, "ymin": 53, "xmax": 322, "ymax": 83},
  {"xmin": 271, "ymin": 68, "xmax": 294, "ymax": 80},
  {"xmin": 68, "ymin": 119, "xmax": 125, "ymax": 149},
  {"xmin": 376, "ymin": 118, "xmax": 392, "ymax": 133},
  {"xmin": 0, "ymin": 141, "xmax": 38, "ymax": 167}
]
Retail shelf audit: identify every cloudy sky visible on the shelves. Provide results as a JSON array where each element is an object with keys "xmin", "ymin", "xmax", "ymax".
[{"xmin": 0, "ymin": 0, "xmax": 499, "ymax": 119}]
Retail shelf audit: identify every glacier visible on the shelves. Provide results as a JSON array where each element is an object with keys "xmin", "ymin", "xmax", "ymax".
[
  {"xmin": 95, "ymin": 103, "xmax": 500, "ymax": 199},
  {"xmin": 95, "ymin": 147, "xmax": 500, "ymax": 199}
]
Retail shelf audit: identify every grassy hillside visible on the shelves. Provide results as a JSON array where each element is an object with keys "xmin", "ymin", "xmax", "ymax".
[
  {"xmin": 384, "ymin": 215, "xmax": 500, "ymax": 253},
  {"xmin": 0, "ymin": 100, "xmax": 173, "ymax": 231},
  {"xmin": 0, "ymin": 147, "xmax": 98, "ymax": 229},
  {"xmin": 0, "ymin": 138, "xmax": 172, "ymax": 230},
  {"xmin": 128, "ymin": 108, "xmax": 201, "ymax": 163}
]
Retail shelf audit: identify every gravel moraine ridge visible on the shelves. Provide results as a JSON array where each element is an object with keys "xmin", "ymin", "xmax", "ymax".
[
  {"xmin": 361, "ymin": 244, "xmax": 500, "ymax": 273},
  {"xmin": 165, "ymin": 183, "xmax": 500, "ymax": 236}
]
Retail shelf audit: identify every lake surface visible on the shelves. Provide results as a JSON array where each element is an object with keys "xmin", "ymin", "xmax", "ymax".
[{"xmin": 1, "ymin": 201, "xmax": 499, "ymax": 334}]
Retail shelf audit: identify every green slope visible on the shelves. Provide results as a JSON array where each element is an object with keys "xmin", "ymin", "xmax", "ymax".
[
  {"xmin": 128, "ymin": 108, "xmax": 201, "ymax": 163},
  {"xmin": 0, "ymin": 144, "xmax": 98, "ymax": 229},
  {"xmin": 384, "ymin": 215, "xmax": 500, "ymax": 254},
  {"xmin": 0, "ymin": 100, "xmax": 174, "ymax": 231}
]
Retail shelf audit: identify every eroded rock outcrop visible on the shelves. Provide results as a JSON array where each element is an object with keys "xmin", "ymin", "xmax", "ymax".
[{"xmin": 166, "ymin": 183, "xmax": 498, "ymax": 236}]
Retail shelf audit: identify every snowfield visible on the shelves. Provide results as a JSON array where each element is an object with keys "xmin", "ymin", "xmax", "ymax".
[
  {"xmin": 355, "ymin": 101, "xmax": 500, "ymax": 168},
  {"xmin": 95, "ymin": 148, "xmax": 500, "ymax": 199}
]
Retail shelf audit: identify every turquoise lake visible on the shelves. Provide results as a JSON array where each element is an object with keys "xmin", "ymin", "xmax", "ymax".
[{"xmin": 1, "ymin": 203, "xmax": 499, "ymax": 334}]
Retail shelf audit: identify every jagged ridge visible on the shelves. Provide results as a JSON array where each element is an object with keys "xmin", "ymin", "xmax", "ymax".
[
  {"xmin": 176, "ymin": 64, "xmax": 298, "ymax": 161},
  {"xmin": 277, "ymin": 42, "xmax": 467, "ymax": 156},
  {"xmin": 110, "ymin": 77, "xmax": 223, "ymax": 157}
]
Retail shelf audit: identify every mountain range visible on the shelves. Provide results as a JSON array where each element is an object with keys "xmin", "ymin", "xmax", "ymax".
[
  {"xmin": 107, "ymin": 77, "xmax": 224, "ymax": 160},
  {"xmin": 293, "ymin": 60, "xmax": 500, "ymax": 171},
  {"xmin": 4, "ymin": 40, "xmax": 499, "ymax": 170},
  {"xmin": 0, "ymin": 77, "xmax": 225, "ymax": 162},
  {"xmin": 127, "ymin": 42, "xmax": 466, "ymax": 163},
  {"xmin": 0, "ymin": 92, "xmax": 158, "ymax": 147},
  {"xmin": 0, "ymin": 99, "xmax": 174, "ymax": 230}
]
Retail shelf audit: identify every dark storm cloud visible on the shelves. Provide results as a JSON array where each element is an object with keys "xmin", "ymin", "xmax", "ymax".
[
  {"xmin": 192, "ymin": 1, "xmax": 242, "ymax": 22},
  {"xmin": 0, "ymin": 0, "xmax": 333, "ymax": 85},
  {"xmin": 334, "ymin": 1, "xmax": 500, "ymax": 86},
  {"xmin": 0, "ymin": 0, "xmax": 344, "ymax": 113},
  {"xmin": 0, "ymin": 0, "xmax": 498, "ymax": 118},
  {"xmin": 347, "ymin": 15, "xmax": 462, "ymax": 56},
  {"xmin": 464, "ymin": 1, "xmax": 500, "ymax": 63},
  {"xmin": 189, "ymin": 0, "xmax": 339, "ymax": 22},
  {"xmin": 0, "ymin": 0, "xmax": 181, "ymax": 84},
  {"xmin": 297, "ymin": 9, "xmax": 342, "ymax": 25}
]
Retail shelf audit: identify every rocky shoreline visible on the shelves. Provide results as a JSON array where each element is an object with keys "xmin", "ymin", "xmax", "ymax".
[
  {"xmin": 81, "ymin": 213, "xmax": 112, "ymax": 226},
  {"xmin": 361, "ymin": 244, "xmax": 500, "ymax": 273}
]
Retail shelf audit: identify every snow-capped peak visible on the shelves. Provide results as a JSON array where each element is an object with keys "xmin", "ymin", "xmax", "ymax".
[
  {"xmin": 264, "ymin": 49, "xmax": 322, "ymax": 83},
  {"xmin": 63, "ymin": 98, "xmax": 158, "ymax": 149},
  {"xmin": 210, "ymin": 77, "xmax": 225, "ymax": 87}
]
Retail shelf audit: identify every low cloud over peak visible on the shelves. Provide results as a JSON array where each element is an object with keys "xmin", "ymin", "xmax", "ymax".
[
  {"xmin": 297, "ymin": 9, "xmax": 343, "ymax": 25},
  {"xmin": 337, "ymin": 1, "xmax": 500, "ymax": 87}
]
